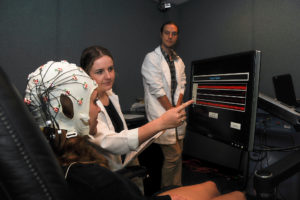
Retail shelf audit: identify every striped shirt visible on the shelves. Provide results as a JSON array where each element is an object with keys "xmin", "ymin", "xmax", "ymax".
[{"xmin": 160, "ymin": 46, "xmax": 178, "ymax": 106}]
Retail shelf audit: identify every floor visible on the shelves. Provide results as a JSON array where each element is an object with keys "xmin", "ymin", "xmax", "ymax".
[
  {"xmin": 139, "ymin": 144, "xmax": 255, "ymax": 198},
  {"xmin": 182, "ymin": 156, "xmax": 257, "ymax": 200},
  {"xmin": 182, "ymin": 156, "xmax": 245, "ymax": 193}
]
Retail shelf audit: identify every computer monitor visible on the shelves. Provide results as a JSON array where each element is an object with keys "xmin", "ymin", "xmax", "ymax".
[{"xmin": 187, "ymin": 50, "xmax": 261, "ymax": 151}]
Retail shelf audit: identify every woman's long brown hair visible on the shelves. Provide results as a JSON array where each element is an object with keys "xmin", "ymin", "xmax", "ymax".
[
  {"xmin": 58, "ymin": 135, "xmax": 108, "ymax": 168},
  {"xmin": 44, "ymin": 127, "xmax": 108, "ymax": 168}
]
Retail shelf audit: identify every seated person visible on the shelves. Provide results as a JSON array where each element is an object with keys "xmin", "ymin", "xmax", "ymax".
[
  {"xmin": 24, "ymin": 60, "xmax": 245, "ymax": 200},
  {"xmin": 80, "ymin": 45, "xmax": 182, "ymax": 171}
]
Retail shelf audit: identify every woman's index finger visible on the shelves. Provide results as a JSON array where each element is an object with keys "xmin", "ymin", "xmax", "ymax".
[{"xmin": 177, "ymin": 100, "xmax": 194, "ymax": 111}]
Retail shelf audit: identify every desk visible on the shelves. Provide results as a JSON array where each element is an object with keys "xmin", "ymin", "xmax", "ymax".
[{"xmin": 123, "ymin": 112, "xmax": 147, "ymax": 129}]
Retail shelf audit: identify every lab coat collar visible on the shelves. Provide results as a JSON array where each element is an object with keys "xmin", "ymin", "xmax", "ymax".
[
  {"xmin": 96, "ymin": 90, "xmax": 128, "ymax": 131},
  {"xmin": 155, "ymin": 46, "xmax": 171, "ymax": 88}
]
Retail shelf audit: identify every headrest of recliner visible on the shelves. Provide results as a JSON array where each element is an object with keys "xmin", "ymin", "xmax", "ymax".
[{"xmin": 0, "ymin": 66, "xmax": 72, "ymax": 200}]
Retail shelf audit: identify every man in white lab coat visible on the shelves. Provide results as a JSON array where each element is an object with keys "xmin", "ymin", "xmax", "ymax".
[{"xmin": 141, "ymin": 21, "xmax": 186, "ymax": 188}]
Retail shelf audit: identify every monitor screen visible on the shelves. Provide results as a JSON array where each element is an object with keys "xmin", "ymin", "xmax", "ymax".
[
  {"xmin": 272, "ymin": 74, "xmax": 298, "ymax": 107},
  {"xmin": 187, "ymin": 50, "xmax": 261, "ymax": 151}
]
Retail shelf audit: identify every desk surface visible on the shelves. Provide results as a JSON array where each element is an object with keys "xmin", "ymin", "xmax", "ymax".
[{"xmin": 123, "ymin": 113, "xmax": 145, "ymax": 120}]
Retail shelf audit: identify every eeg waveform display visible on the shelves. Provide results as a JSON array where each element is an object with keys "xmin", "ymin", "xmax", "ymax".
[{"xmin": 192, "ymin": 73, "xmax": 249, "ymax": 112}]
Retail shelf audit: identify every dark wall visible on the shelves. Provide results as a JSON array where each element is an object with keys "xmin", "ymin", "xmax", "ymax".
[
  {"xmin": 0, "ymin": 0, "xmax": 173, "ymax": 110},
  {"xmin": 253, "ymin": 0, "xmax": 300, "ymax": 97},
  {"xmin": 178, "ymin": 0, "xmax": 300, "ymax": 99},
  {"xmin": 1, "ymin": 0, "xmax": 300, "ymax": 109},
  {"xmin": 0, "ymin": 0, "xmax": 58, "ymax": 93}
]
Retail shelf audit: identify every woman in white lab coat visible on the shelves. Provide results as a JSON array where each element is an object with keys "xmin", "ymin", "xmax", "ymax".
[{"xmin": 80, "ymin": 45, "xmax": 191, "ymax": 172}]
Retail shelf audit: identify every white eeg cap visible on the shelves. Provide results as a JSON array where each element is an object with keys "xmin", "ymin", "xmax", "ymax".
[{"xmin": 24, "ymin": 60, "xmax": 98, "ymax": 136}]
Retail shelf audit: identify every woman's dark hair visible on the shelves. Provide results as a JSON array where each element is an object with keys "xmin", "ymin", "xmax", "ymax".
[
  {"xmin": 59, "ymin": 136, "xmax": 108, "ymax": 168},
  {"xmin": 160, "ymin": 21, "xmax": 180, "ymax": 34},
  {"xmin": 43, "ymin": 126, "xmax": 109, "ymax": 168},
  {"xmin": 80, "ymin": 45, "xmax": 114, "ymax": 74}
]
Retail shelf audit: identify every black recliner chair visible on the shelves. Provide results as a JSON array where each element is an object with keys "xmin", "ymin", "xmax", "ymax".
[
  {"xmin": 0, "ymin": 67, "xmax": 72, "ymax": 199},
  {"xmin": 0, "ymin": 66, "xmax": 148, "ymax": 200}
]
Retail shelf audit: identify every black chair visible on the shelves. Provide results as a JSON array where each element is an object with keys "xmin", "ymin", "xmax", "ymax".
[
  {"xmin": 0, "ymin": 67, "xmax": 72, "ymax": 199},
  {"xmin": 0, "ymin": 66, "xmax": 148, "ymax": 199}
]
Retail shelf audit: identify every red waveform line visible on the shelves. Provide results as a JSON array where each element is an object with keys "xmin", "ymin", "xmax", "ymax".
[
  {"xmin": 197, "ymin": 101, "xmax": 245, "ymax": 111},
  {"xmin": 198, "ymin": 85, "xmax": 247, "ymax": 90}
]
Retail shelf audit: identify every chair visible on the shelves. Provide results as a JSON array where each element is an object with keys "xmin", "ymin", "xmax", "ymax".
[
  {"xmin": 0, "ymin": 66, "xmax": 148, "ymax": 200},
  {"xmin": 0, "ymin": 66, "xmax": 73, "ymax": 199}
]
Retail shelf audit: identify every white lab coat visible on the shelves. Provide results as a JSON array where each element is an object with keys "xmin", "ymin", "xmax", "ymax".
[
  {"xmin": 141, "ymin": 46, "xmax": 187, "ymax": 145},
  {"xmin": 89, "ymin": 90, "xmax": 139, "ymax": 170}
]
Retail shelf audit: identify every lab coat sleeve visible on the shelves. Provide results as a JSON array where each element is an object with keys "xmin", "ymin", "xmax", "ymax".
[
  {"xmin": 141, "ymin": 53, "xmax": 166, "ymax": 98},
  {"xmin": 90, "ymin": 120, "xmax": 139, "ymax": 155}
]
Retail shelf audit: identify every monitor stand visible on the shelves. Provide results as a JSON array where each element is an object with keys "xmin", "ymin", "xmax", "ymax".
[{"xmin": 183, "ymin": 130, "xmax": 249, "ymax": 188}]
